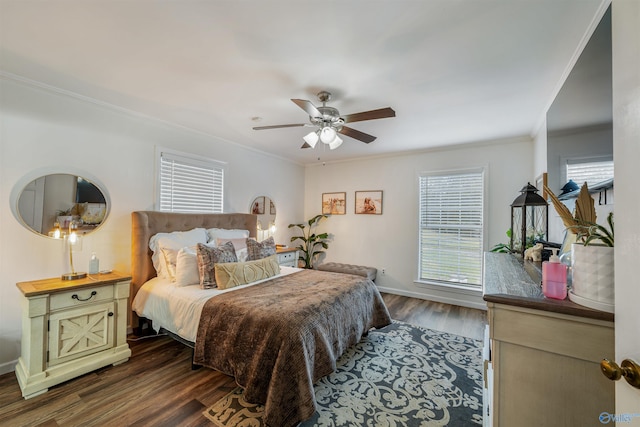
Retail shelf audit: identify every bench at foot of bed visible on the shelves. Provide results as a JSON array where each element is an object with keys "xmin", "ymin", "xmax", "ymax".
[{"xmin": 316, "ymin": 262, "xmax": 377, "ymax": 282}]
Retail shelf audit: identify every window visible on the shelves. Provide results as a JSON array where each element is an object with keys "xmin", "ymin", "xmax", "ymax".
[
  {"xmin": 418, "ymin": 169, "xmax": 484, "ymax": 289},
  {"xmin": 157, "ymin": 149, "xmax": 225, "ymax": 213},
  {"xmin": 566, "ymin": 157, "xmax": 613, "ymax": 188}
]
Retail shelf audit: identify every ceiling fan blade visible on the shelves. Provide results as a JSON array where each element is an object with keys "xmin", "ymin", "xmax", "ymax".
[
  {"xmin": 301, "ymin": 142, "xmax": 312, "ymax": 149},
  {"xmin": 342, "ymin": 107, "xmax": 396, "ymax": 123},
  {"xmin": 338, "ymin": 126, "xmax": 377, "ymax": 143},
  {"xmin": 253, "ymin": 123, "xmax": 306, "ymax": 130},
  {"xmin": 291, "ymin": 99, "xmax": 322, "ymax": 118}
]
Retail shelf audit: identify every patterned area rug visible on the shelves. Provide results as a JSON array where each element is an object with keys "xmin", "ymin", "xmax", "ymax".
[{"xmin": 203, "ymin": 320, "xmax": 483, "ymax": 426}]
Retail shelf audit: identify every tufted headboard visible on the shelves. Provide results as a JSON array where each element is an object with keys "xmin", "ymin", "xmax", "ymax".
[{"xmin": 130, "ymin": 211, "xmax": 257, "ymax": 300}]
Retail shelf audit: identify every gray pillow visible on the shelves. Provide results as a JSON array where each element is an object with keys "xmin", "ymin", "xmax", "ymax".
[
  {"xmin": 246, "ymin": 236, "xmax": 276, "ymax": 261},
  {"xmin": 196, "ymin": 241, "xmax": 238, "ymax": 289}
]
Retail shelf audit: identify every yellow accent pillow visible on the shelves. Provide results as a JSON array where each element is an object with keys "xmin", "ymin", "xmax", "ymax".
[{"xmin": 214, "ymin": 254, "xmax": 280, "ymax": 290}]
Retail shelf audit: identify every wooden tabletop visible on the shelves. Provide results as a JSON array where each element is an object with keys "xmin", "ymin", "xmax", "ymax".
[
  {"xmin": 483, "ymin": 252, "xmax": 614, "ymax": 322},
  {"xmin": 276, "ymin": 247, "xmax": 298, "ymax": 254},
  {"xmin": 17, "ymin": 271, "xmax": 132, "ymax": 297}
]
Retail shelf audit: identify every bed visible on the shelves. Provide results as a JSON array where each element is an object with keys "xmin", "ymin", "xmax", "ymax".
[{"xmin": 130, "ymin": 211, "xmax": 391, "ymax": 427}]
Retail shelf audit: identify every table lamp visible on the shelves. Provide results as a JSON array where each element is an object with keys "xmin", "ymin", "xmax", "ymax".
[{"xmin": 52, "ymin": 220, "xmax": 87, "ymax": 280}]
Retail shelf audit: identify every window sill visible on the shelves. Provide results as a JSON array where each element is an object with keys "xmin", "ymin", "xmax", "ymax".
[
  {"xmin": 407, "ymin": 280, "xmax": 486, "ymax": 310},
  {"xmin": 414, "ymin": 280, "xmax": 483, "ymax": 295}
]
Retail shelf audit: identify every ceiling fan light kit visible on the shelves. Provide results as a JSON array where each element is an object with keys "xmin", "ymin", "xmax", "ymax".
[
  {"xmin": 303, "ymin": 131, "xmax": 319, "ymax": 148},
  {"xmin": 320, "ymin": 127, "xmax": 337, "ymax": 144},
  {"xmin": 329, "ymin": 135, "xmax": 343, "ymax": 150},
  {"xmin": 253, "ymin": 91, "xmax": 395, "ymax": 150}
]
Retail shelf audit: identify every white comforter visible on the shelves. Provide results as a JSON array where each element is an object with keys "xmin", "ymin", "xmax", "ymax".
[{"xmin": 131, "ymin": 266, "xmax": 300, "ymax": 342}]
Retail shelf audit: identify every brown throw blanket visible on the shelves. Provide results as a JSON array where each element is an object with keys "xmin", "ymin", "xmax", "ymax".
[{"xmin": 194, "ymin": 269, "xmax": 391, "ymax": 427}]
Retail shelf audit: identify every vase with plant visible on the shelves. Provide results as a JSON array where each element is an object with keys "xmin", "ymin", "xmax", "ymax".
[
  {"xmin": 288, "ymin": 214, "xmax": 330, "ymax": 269},
  {"xmin": 544, "ymin": 182, "xmax": 614, "ymax": 312}
]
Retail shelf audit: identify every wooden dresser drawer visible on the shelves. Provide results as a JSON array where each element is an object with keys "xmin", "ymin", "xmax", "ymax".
[
  {"xmin": 49, "ymin": 284, "xmax": 114, "ymax": 311},
  {"xmin": 490, "ymin": 303, "xmax": 614, "ymax": 362}
]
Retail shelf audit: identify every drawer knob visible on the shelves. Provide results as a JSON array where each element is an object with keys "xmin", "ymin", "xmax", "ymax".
[
  {"xmin": 601, "ymin": 359, "xmax": 640, "ymax": 388},
  {"xmin": 108, "ymin": 312, "xmax": 114, "ymax": 317},
  {"xmin": 72, "ymin": 290, "xmax": 97, "ymax": 302}
]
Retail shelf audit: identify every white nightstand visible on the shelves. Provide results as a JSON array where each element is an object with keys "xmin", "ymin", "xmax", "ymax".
[
  {"xmin": 276, "ymin": 247, "xmax": 299, "ymax": 267},
  {"xmin": 15, "ymin": 271, "xmax": 132, "ymax": 399}
]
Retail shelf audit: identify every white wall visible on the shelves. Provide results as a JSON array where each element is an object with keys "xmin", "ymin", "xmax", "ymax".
[
  {"xmin": 532, "ymin": 119, "xmax": 547, "ymax": 179},
  {"xmin": 0, "ymin": 77, "xmax": 305, "ymax": 374},
  {"xmin": 304, "ymin": 137, "xmax": 533, "ymax": 309}
]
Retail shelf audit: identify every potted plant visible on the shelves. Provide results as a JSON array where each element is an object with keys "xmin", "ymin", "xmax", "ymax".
[
  {"xmin": 545, "ymin": 183, "xmax": 614, "ymax": 312},
  {"xmin": 288, "ymin": 214, "xmax": 330, "ymax": 269},
  {"xmin": 490, "ymin": 229, "xmax": 513, "ymax": 253}
]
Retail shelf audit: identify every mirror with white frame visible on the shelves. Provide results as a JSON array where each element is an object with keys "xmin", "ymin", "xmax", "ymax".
[
  {"xmin": 249, "ymin": 196, "xmax": 276, "ymax": 240},
  {"xmin": 14, "ymin": 173, "xmax": 109, "ymax": 238}
]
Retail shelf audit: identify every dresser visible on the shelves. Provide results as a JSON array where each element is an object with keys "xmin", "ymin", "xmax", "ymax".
[
  {"xmin": 276, "ymin": 247, "xmax": 299, "ymax": 267},
  {"xmin": 483, "ymin": 253, "xmax": 614, "ymax": 426},
  {"xmin": 15, "ymin": 272, "xmax": 132, "ymax": 399}
]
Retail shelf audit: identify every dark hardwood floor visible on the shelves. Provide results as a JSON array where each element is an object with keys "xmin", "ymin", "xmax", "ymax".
[
  {"xmin": 381, "ymin": 293, "xmax": 487, "ymax": 341},
  {"xmin": 0, "ymin": 293, "xmax": 487, "ymax": 427}
]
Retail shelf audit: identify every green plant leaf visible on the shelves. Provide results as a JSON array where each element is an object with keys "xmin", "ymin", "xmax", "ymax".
[{"xmin": 288, "ymin": 214, "xmax": 331, "ymax": 268}]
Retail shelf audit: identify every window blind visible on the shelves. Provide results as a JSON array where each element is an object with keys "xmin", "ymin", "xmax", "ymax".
[
  {"xmin": 158, "ymin": 151, "xmax": 224, "ymax": 213},
  {"xmin": 566, "ymin": 158, "xmax": 613, "ymax": 188},
  {"xmin": 418, "ymin": 170, "xmax": 484, "ymax": 288}
]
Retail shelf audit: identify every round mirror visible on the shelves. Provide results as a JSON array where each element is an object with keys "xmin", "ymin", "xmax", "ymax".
[
  {"xmin": 14, "ymin": 173, "xmax": 109, "ymax": 238},
  {"xmin": 250, "ymin": 196, "xmax": 276, "ymax": 236}
]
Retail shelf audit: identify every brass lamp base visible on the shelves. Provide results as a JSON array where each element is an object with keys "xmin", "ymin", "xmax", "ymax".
[{"xmin": 61, "ymin": 272, "xmax": 87, "ymax": 281}]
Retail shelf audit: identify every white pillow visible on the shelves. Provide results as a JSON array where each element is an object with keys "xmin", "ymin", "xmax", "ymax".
[
  {"xmin": 174, "ymin": 246, "xmax": 200, "ymax": 287},
  {"xmin": 161, "ymin": 247, "xmax": 179, "ymax": 281},
  {"xmin": 149, "ymin": 228, "xmax": 208, "ymax": 279},
  {"xmin": 206, "ymin": 228, "xmax": 250, "ymax": 245},
  {"xmin": 236, "ymin": 248, "xmax": 248, "ymax": 263}
]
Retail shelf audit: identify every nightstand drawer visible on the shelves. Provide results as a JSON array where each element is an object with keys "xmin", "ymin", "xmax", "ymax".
[
  {"xmin": 277, "ymin": 250, "xmax": 298, "ymax": 267},
  {"xmin": 50, "ymin": 285, "xmax": 114, "ymax": 311}
]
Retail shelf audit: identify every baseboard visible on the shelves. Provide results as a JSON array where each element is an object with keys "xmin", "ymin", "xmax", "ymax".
[
  {"xmin": 0, "ymin": 359, "xmax": 16, "ymax": 376},
  {"xmin": 377, "ymin": 286, "xmax": 488, "ymax": 311}
]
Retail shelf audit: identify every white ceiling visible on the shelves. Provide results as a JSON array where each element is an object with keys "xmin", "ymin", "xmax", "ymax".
[{"xmin": 1, "ymin": 0, "xmax": 607, "ymax": 165}]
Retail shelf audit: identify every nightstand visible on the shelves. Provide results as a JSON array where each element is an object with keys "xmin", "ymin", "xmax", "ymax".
[
  {"xmin": 15, "ymin": 271, "xmax": 132, "ymax": 399},
  {"xmin": 276, "ymin": 247, "xmax": 299, "ymax": 267}
]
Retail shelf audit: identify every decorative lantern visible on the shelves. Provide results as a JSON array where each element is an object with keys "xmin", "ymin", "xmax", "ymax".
[{"xmin": 510, "ymin": 183, "xmax": 548, "ymax": 257}]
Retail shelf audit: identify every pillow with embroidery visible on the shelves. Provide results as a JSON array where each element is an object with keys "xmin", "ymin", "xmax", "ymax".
[
  {"xmin": 196, "ymin": 241, "xmax": 238, "ymax": 289},
  {"xmin": 214, "ymin": 255, "xmax": 280, "ymax": 290},
  {"xmin": 246, "ymin": 236, "xmax": 276, "ymax": 261}
]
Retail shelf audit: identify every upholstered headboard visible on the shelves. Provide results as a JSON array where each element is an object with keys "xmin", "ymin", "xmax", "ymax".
[{"xmin": 130, "ymin": 211, "xmax": 257, "ymax": 299}]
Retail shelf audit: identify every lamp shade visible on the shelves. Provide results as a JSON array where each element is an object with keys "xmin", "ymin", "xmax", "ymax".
[
  {"xmin": 329, "ymin": 135, "xmax": 343, "ymax": 150},
  {"xmin": 320, "ymin": 127, "xmax": 337, "ymax": 144},
  {"xmin": 303, "ymin": 131, "xmax": 319, "ymax": 148}
]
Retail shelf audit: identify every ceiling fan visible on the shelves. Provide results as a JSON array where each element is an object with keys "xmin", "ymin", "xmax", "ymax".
[{"xmin": 253, "ymin": 91, "xmax": 395, "ymax": 150}]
